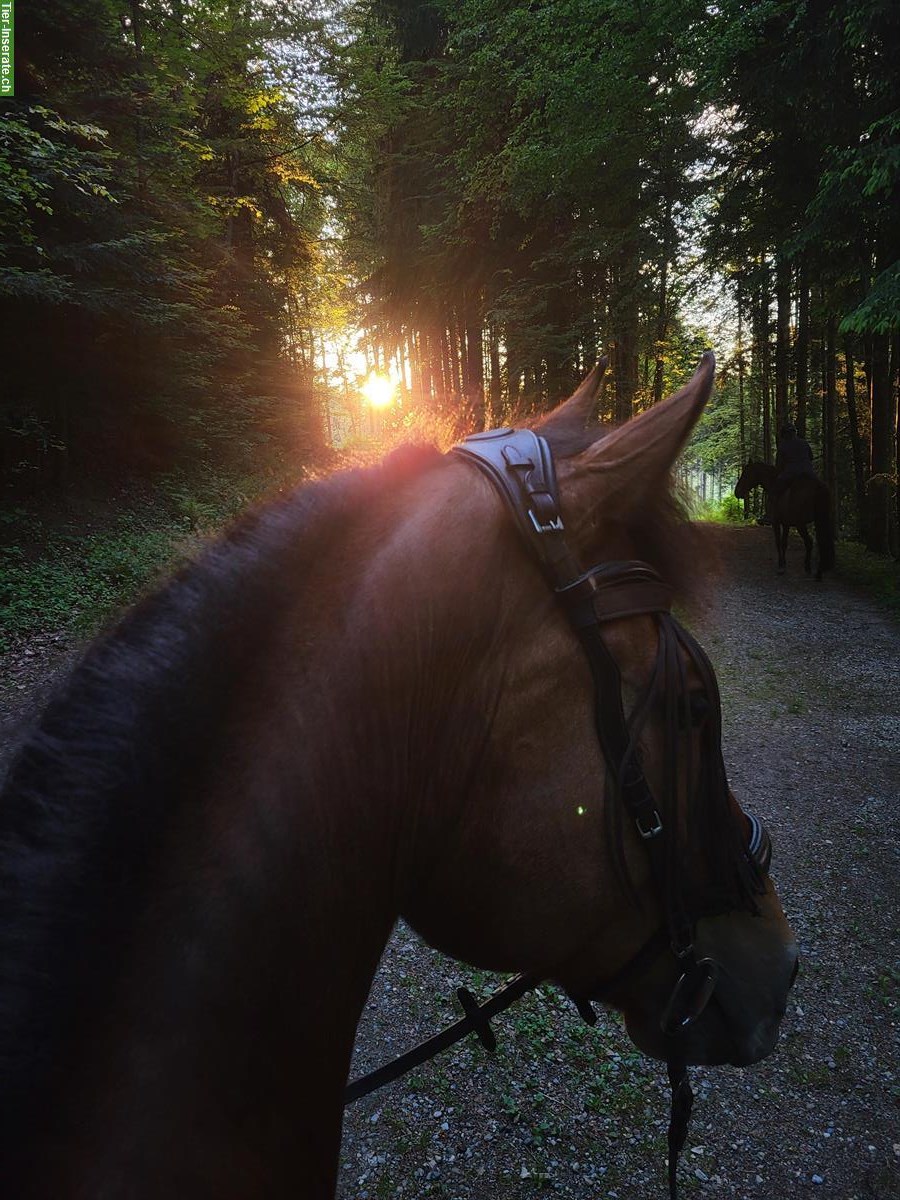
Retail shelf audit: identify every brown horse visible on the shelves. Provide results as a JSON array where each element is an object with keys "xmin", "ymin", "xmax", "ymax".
[
  {"xmin": 734, "ymin": 460, "xmax": 835, "ymax": 580},
  {"xmin": 0, "ymin": 357, "xmax": 797, "ymax": 1199}
]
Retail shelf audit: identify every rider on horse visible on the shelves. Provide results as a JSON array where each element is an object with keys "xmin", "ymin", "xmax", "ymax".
[
  {"xmin": 758, "ymin": 422, "xmax": 818, "ymax": 523},
  {"xmin": 774, "ymin": 422, "xmax": 817, "ymax": 493}
]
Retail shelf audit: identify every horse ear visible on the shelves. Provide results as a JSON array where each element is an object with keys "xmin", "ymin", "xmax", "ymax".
[
  {"xmin": 539, "ymin": 357, "xmax": 609, "ymax": 436},
  {"xmin": 562, "ymin": 352, "xmax": 715, "ymax": 516}
]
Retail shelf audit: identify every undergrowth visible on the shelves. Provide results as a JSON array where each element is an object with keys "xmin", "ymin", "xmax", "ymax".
[
  {"xmin": 690, "ymin": 493, "xmax": 744, "ymax": 524},
  {"xmin": 0, "ymin": 467, "xmax": 296, "ymax": 650},
  {"xmin": 833, "ymin": 540, "xmax": 900, "ymax": 615}
]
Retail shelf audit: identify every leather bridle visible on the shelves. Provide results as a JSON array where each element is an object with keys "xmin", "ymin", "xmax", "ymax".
[
  {"xmin": 452, "ymin": 426, "xmax": 770, "ymax": 998},
  {"xmin": 345, "ymin": 426, "xmax": 773, "ymax": 1199}
]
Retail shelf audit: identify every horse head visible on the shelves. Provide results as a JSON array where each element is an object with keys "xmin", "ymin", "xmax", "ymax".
[
  {"xmin": 401, "ymin": 357, "xmax": 797, "ymax": 1070},
  {"xmin": 734, "ymin": 459, "xmax": 771, "ymax": 499}
]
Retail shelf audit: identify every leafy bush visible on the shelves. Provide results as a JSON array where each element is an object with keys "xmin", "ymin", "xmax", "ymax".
[
  {"xmin": 691, "ymin": 493, "xmax": 745, "ymax": 524},
  {"xmin": 0, "ymin": 520, "xmax": 189, "ymax": 648},
  {"xmin": 717, "ymin": 493, "xmax": 745, "ymax": 523}
]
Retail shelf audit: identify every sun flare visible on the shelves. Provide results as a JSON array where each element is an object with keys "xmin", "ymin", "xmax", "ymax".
[{"xmin": 361, "ymin": 371, "xmax": 396, "ymax": 409}]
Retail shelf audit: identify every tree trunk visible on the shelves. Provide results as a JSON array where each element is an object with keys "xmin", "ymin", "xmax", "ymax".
[
  {"xmin": 419, "ymin": 331, "xmax": 433, "ymax": 407},
  {"xmin": 613, "ymin": 327, "xmax": 638, "ymax": 423},
  {"xmin": 450, "ymin": 315, "xmax": 464, "ymax": 398},
  {"xmin": 894, "ymin": 331, "xmax": 900, "ymax": 557},
  {"xmin": 438, "ymin": 324, "xmax": 451, "ymax": 405},
  {"xmin": 824, "ymin": 314, "xmax": 837, "ymax": 524},
  {"xmin": 737, "ymin": 290, "xmax": 748, "ymax": 518},
  {"xmin": 796, "ymin": 264, "xmax": 809, "ymax": 436},
  {"xmin": 653, "ymin": 198, "xmax": 674, "ymax": 407},
  {"xmin": 130, "ymin": 0, "xmax": 147, "ymax": 198},
  {"xmin": 774, "ymin": 255, "xmax": 791, "ymax": 432},
  {"xmin": 843, "ymin": 339, "xmax": 867, "ymax": 541},
  {"xmin": 867, "ymin": 332, "xmax": 892, "ymax": 553},
  {"xmin": 755, "ymin": 278, "xmax": 772, "ymax": 463},
  {"xmin": 439, "ymin": 324, "xmax": 452, "ymax": 403},
  {"xmin": 612, "ymin": 232, "xmax": 639, "ymax": 423},
  {"xmin": 464, "ymin": 299, "xmax": 485, "ymax": 431},
  {"xmin": 581, "ymin": 264, "xmax": 598, "ymax": 371},
  {"xmin": 506, "ymin": 326, "xmax": 522, "ymax": 412},
  {"xmin": 488, "ymin": 323, "xmax": 501, "ymax": 428}
]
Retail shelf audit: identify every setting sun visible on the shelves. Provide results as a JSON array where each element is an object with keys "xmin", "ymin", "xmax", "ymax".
[{"xmin": 361, "ymin": 371, "xmax": 396, "ymax": 409}]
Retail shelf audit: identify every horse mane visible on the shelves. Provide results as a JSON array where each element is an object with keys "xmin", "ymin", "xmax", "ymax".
[{"xmin": 0, "ymin": 443, "xmax": 442, "ymax": 1150}]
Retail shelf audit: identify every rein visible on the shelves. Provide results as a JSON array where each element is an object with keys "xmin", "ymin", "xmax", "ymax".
[{"xmin": 345, "ymin": 427, "xmax": 770, "ymax": 1199}]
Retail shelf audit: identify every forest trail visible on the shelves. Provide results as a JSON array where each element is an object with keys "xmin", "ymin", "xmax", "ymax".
[{"xmin": 1, "ymin": 525, "xmax": 897, "ymax": 1199}]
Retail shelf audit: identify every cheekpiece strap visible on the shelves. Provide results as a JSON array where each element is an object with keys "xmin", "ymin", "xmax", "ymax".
[{"xmin": 450, "ymin": 425, "xmax": 706, "ymax": 1199}]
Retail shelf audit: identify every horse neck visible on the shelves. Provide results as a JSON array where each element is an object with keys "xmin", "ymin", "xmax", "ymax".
[
  {"xmin": 34, "ymin": 640, "xmax": 406, "ymax": 1198},
  {"xmin": 10, "ymin": 460, "xmax": 498, "ymax": 1199},
  {"xmin": 27, "ymin": 513, "xmax": 476, "ymax": 1199}
]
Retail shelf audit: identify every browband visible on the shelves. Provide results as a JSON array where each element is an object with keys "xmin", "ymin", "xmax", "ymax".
[{"xmin": 452, "ymin": 429, "xmax": 674, "ymax": 620}]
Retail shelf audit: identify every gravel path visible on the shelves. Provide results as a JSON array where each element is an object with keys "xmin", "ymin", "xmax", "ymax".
[{"xmin": 1, "ymin": 526, "xmax": 898, "ymax": 1200}]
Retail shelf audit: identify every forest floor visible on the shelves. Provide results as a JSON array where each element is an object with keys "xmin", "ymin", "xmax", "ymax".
[{"xmin": 0, "ymin": 524, "xmax": 898, "ymax": 1200}]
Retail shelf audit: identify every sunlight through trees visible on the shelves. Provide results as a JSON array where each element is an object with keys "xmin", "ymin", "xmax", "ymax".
[{"xmin": 1, "ymin": 0, "xmax": 897, "ymax": 550}]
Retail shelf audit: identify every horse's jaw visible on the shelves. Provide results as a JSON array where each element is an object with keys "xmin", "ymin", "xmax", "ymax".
[
  {"xmin": 613, "ymin": 897, "xmax": 798, "ymax": 1068},
  {"xmin": 622, "ymin": 985, "xmax": 787, "ymax": 1067}
]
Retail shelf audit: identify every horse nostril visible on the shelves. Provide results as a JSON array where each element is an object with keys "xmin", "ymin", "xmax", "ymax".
[{"xmin": 789, "ymin": 957, "xmax": 800, "ymax": 989}]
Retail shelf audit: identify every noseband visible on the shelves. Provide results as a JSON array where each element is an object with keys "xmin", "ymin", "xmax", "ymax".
[{"xmin": 346, "ymin": 427, "xmax": 772, "ymax": 1199}]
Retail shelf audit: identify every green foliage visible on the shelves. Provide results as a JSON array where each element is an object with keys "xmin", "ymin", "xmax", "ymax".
[
  {"xmin": 840, "ymin": 263, "xmax": 900, "ymax": 336},
  {"xmin": 0, "ymin": 0, "xmax": 332, "ymax": 490},
  {"xmin": 715, "ymin": 494, "xmax": 745, "ymax": 524},
  {"xmin": 0, "ymin": 470, "xmax": 279, "ymax": 648},
  {"xmin": 691, "ymin": 494, "xmax": 745, "ymax": 524},
  {"xmin": 0, "ymin": 106, "xmax": 114, "ymax": 246},
  {"xmin": 0, "ymin": 519, "xmax": 181, "ymax": 647}
]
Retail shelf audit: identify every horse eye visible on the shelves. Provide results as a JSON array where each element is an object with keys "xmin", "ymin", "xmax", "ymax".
[{"xmin": 686, "ymin": 693, "xmax": 710, "ymax": 727}]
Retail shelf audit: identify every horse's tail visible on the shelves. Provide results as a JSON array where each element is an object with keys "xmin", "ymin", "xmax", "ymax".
[{"xmin": 815, "ymin": 485, "xmax": 835, "ymax": 573}]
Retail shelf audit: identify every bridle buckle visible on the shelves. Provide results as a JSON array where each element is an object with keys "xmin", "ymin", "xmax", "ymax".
[
  {"xmin": 528, "ymin": 507, "xmax": 564, "ymax": 534},
  {"xmin": 635, "ymin": 809, "xmax": 663, "ymax": 839}
]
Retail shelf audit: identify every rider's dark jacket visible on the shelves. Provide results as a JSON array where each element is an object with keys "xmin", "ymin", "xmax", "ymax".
[{"xmin": 775, "ymin": 433, "xmax": 816, "ymax": 483}]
